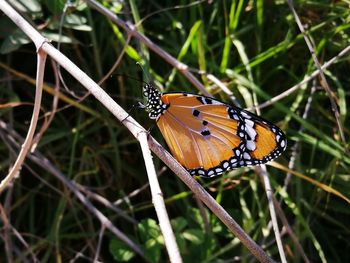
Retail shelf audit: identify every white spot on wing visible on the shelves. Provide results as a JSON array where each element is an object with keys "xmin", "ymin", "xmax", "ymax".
[
  {"xmin": 276, "ymin": 134, "xmax": 281, "ymax": 142},
  {"xmin": 208, "ymin": 170, "xmax": 215, "ymax": 177},
  {"xmin": 215, "ymin": 168, "xmax": 223, "ymax": 173},
  {"xmin": 233, "ymin": 114, "xmax": 240, "ymax": 120},
  {"xmin": 246, "ymin": 125, "xmax": 257, "ymax": 140},
  {"xmin": 241, "ymin": 111, "xmax": 251, "ymax": 119},
  {"xmin": 212, "ymin": 99, "xmax": 222, "ymax": 105},
  {"xmin": 235, "ymin": 149, "xmax": 241, "ymax": 156},
  {"xmin": 246, "ymin": 140, "xmax": 256, "ymax": 151},
  {"xmin": 280, "ymin": 139, "xmax": 286, "ymax": 148},
  {"xmin": 243, "ymin": 152, "xmax": 251, "ymax": 160},
  {"xmin": 245, "ymin": 119, "xmax": 254, "ymax": 127},
  {"xmin": 223, "ymin": 162, "xmax": 229, "ymax": 169},
  {"xmin": 198, "ymin": 170, "xmax": 205, "ymax": 176}
]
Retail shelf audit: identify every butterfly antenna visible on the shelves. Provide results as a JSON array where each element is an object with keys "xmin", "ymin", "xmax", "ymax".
[
  {"xmin": 136, "ymin": 62, "xmax": 152, "ymax": 84},
  {"xmin": 113, "ymin": 73, "xmax": 147, "ymax": 85}
]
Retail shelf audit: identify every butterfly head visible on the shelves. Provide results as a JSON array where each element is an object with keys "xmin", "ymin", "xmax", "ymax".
[{"xmin": 142, "ymin": 83, "xmax": 167, "ymax": 120}]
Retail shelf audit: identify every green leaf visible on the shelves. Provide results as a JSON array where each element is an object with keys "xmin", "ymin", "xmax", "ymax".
[
  {"xmin": 8, "ymin": 0, "xmax": 41, "ymax": 13},
  {"xmin": 41, "ymin": 32, "xmax": 74, "ymax": 43},
  {"xmin": 138, "ymin": 218, "xmax": 161, "ymax": 241},
  {"xmin": 42, "ymin": 0, "xmax": 66, "ymax": 15},
  {"xmin": 144, "ymin": 238, "xmax": 161, "ymax": 263},
  {"xmin": 111, "ymin": 24, "xmax": 141, "ymax": 61},
  {"xmin": 188, "ymin": 207, "xmax": 205, "ymax": 230},
  {"xmin": 109, "ymin": 238, "xmax": 135, "ymax": 262},
  {"xmin": 0, "ymin": 29, "xmax": 31, "ymax": 54},
  {"xmin": 137, "ymin": 219, "xmax": 163, "ymax": 262},
  {"xmin": 0, "ymin": 17, "xmax": 17, "ymax": 38},
  {"xmin": 63, "ymin": 14, "xmax": 91, "ymax": 31},
  {"xmin": 174, "ymin": 232, "xmax": 187, "ymax": 252},
  {"xmin": 182, "ymin": 229, "xmax": 204, "ymax": 245},
  {"xmin": 211, "ymin": 218, "xmax": 224, "ymax": 235},
  {"xmin": 171, "ymin": 217, "xmax": 188, "ymax": 232}
]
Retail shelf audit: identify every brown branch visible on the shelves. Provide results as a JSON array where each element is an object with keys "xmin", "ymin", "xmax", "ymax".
[
  {"xmin": 138, "ymin": 132, "xmax": 182, "ymax": 262},
  {"xmin": 0, "ymin": 49, "xmax": 47, "ymax": 193}
]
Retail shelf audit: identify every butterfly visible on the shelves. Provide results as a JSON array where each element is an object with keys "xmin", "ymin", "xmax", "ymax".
[{"xmin": 143, "ymin": 83, "xmax": 287, "ymax": 178}]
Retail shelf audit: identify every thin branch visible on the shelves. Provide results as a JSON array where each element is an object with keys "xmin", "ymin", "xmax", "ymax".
[
  {"xmin": 94, "ymin": 226, "xmax": 105, "ymax": 263},
  {"xmin": 272, "ymin": 197, "xmax": 311, "ymax": 263},
  {"xmin": 255, "ymin": 44, "xmax": 350, "ymax": 110},
  {"xmin": 138, "ymin": 132, "xmax": 182, "ymax": 263},
  {"xmin": 256, "ymin": 166, "xmax": 287, "ymax": 263},
  {"xmin": 287, "ymin": 0, "xmax": 347, "ymax": 152},
  {"xmin": 283, "ymin": 81, "xmax": 316, "ymax": 191},
  {"xmin": 194, "ymin": 195, "xmax": 211, "ymax": 235},
  {"xmin": 97, "ymin": 33, "xmax": 132, "ymax": 86},
  {"xmin": 112, "ymin": 166, "xmax": 167, "ymax": 206},
  {"xmin": 135, "ymin": 0, "xmax": 207, "ymax": 27},
  {"xmin": 31, "ymin": 58, "xmax": 60, "ymax": 150},
  {"xmin": 0, "ymin": 203, "xmax": 14, "ymax": 263},
  {"xmin": 0, "ymin": 48, "xmax": 46, "ymax": 193},
  {"xmin": 0, "ymin": 204, "xmax": 38, "ymax": 262},
  {"xmin": 74, "ymin": 183, "xmax": 138, "ymax": 225},
  {"xmin": 206, "ymin": 73, "xmax": 236, "ymax": 102}
]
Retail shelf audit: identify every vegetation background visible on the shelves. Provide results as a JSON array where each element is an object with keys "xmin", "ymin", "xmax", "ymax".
[{"xmin": 0, "ymin": 0, "xmax": 349, "ymax": 262}]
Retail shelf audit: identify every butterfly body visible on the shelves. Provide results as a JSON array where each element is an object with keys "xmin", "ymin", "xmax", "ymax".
[{"xmin": 143, "ymin": 84, "xmax": 286, "ymax": 178}]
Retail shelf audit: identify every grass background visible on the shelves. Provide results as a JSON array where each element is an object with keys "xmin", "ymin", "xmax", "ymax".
[{"xmin": 0, "ymin": 0, "xmax": 349, "ymax": 262}]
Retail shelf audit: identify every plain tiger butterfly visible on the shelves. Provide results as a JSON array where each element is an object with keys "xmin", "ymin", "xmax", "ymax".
[{"xmin": 143, "ymin": 83, "xmax": 287, "ymax": 178}]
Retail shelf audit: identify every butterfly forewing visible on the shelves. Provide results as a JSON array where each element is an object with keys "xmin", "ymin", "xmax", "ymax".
[{"xmin": 157, "ymin": 94, "xmax": 242, "ymax": 169}]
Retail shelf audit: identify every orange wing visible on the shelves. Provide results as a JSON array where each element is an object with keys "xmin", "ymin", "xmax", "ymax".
[{"xmin": 156, "ymin": 93, "xmax": 286, "ymax": 177}]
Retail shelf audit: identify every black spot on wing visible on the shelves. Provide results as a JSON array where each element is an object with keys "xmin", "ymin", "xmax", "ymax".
[
  {"xmin": 192, "ymin": 109, "xmax": 200, "ymax": 117},
  {"xmin": 204, "ymin": 98, "xmax": 213, "ymax": 104},
  {"xmin": 196, "ymin": 96, "xmax": 213, "ymax": 105},
  {"xmin": 201, "ymin": 129, "xmax": 211, "ymax": 136}
]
